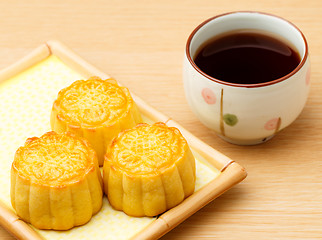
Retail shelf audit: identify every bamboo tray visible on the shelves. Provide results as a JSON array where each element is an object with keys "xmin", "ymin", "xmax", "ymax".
[{"xmin": 0, "ymin": 41, "xmax": 247, "ymax": 240}]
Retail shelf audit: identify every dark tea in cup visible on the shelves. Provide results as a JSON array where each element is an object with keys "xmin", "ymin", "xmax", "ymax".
[
  {"xmin": 194, "ymin": 30, "xmax": 301, "ymax": 84},
  {"xmin": 183, "ymin": 11, "xmax": 310, "ymax": 145}
]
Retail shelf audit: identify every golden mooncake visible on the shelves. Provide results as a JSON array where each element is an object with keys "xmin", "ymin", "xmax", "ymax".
[
  {"xmin": 51, "ymin": 76, "xmax": 142, "ymax": 166},
  {"xmin": 103, "ymin": 122, "xmax": 196, "ymax": 217},
  {"xmin": 11, "ymin": 131, "xmax": 103, "ymax": 230}
]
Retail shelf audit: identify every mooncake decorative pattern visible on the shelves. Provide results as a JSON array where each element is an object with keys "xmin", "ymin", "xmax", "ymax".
[
  {"xmin": 11, "ymin": 131, "xmax": 103, "ymax": 230},
  {"xmin": 103, "ymin": 122, "xmax": 196, "ymax": 217},
  {"xmin": 51, "ymin": 76, "xmax": 142, "ymax": 165}
]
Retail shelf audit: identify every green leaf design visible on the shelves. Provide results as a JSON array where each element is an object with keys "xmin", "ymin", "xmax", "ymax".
[{"xmin": 223, "ymin": 114, "xmax": 238, "ymax": 126}]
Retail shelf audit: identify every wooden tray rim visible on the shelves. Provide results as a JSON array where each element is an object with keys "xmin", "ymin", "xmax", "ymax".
[{"xmin": 0, "ymin": 40, "xmax": 247, "ymax": 240}]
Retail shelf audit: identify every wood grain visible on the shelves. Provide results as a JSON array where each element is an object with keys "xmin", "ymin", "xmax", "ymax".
[
  {"xmin": 0, "ymin": 202, "xmax": 42, "ymax": 240},
  {"xmin": 0, "ymin": 0, "xmax": 321, "ymax": 239}
]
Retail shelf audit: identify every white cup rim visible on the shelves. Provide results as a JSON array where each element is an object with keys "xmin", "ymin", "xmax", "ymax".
[{"xmin": 186, "ymin": 11, "xmax": 309, "ymax": 88}]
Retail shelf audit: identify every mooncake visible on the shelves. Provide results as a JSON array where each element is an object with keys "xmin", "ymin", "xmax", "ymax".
[
  {"xmin": 103, "ymin": 122, "xmax": 196, "ymax": 217},
  {"xmin": 11, "ymin": 131, "xmax": 103, "ymax": 230},
  {"xmin": 51, "ymin": 76, "xmax": 142, "ymax": 166}
]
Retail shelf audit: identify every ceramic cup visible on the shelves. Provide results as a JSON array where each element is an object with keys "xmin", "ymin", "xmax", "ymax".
[{"xmin": 183, "ymin": 11, "xmax": 310, "ymax": 145}]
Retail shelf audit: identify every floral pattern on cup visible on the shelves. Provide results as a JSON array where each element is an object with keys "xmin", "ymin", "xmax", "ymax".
[
  {"xmin": 201, "ymin": 88, "xmax": 216, "ymax": 104},
  {"xmin": 223, "ymin": 113, "xmax": 238, "ymax": 126},
  {"xmin": 264, "ymin": 117, "xmax": 281, "ymax": 132}
]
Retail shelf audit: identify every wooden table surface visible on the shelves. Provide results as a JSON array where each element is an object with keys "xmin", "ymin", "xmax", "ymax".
[{"xmin": 0, "ymin": 0, "xmax": 321, "ymax": 239}]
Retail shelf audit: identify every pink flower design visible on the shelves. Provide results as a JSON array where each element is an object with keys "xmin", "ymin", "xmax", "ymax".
[
  {"xmin": 305, "ymin": 68, "xmax": 311, "ymax": 86},
  {"xmin": 201, "ymin": 88, "xmax": 216, "ymax": 104},
  {"xmin": 264, "ymin": 117, "xmax": 281, "ymax": 131}
]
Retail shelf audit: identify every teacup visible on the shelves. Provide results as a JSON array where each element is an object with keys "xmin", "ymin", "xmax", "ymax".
[{"xmin": 183, "ymin": 11, "xmax": 310, "ymax": 145}]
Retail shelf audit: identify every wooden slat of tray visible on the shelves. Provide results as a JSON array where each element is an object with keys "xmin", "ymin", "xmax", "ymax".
[
  {"xmin": 0, "ymin": 202, "xmax": 42, "ymax": 240},
  {"xmin": 132, "ymin": 162, "xmax": 246, "ymax": 239},
  {"xmin": 0, "ymin": 41, "xmax": 247, "ymax": 240},
  {"xmin": 0, "ymin": 44, "xmax": 50, "ymax": 84}
]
